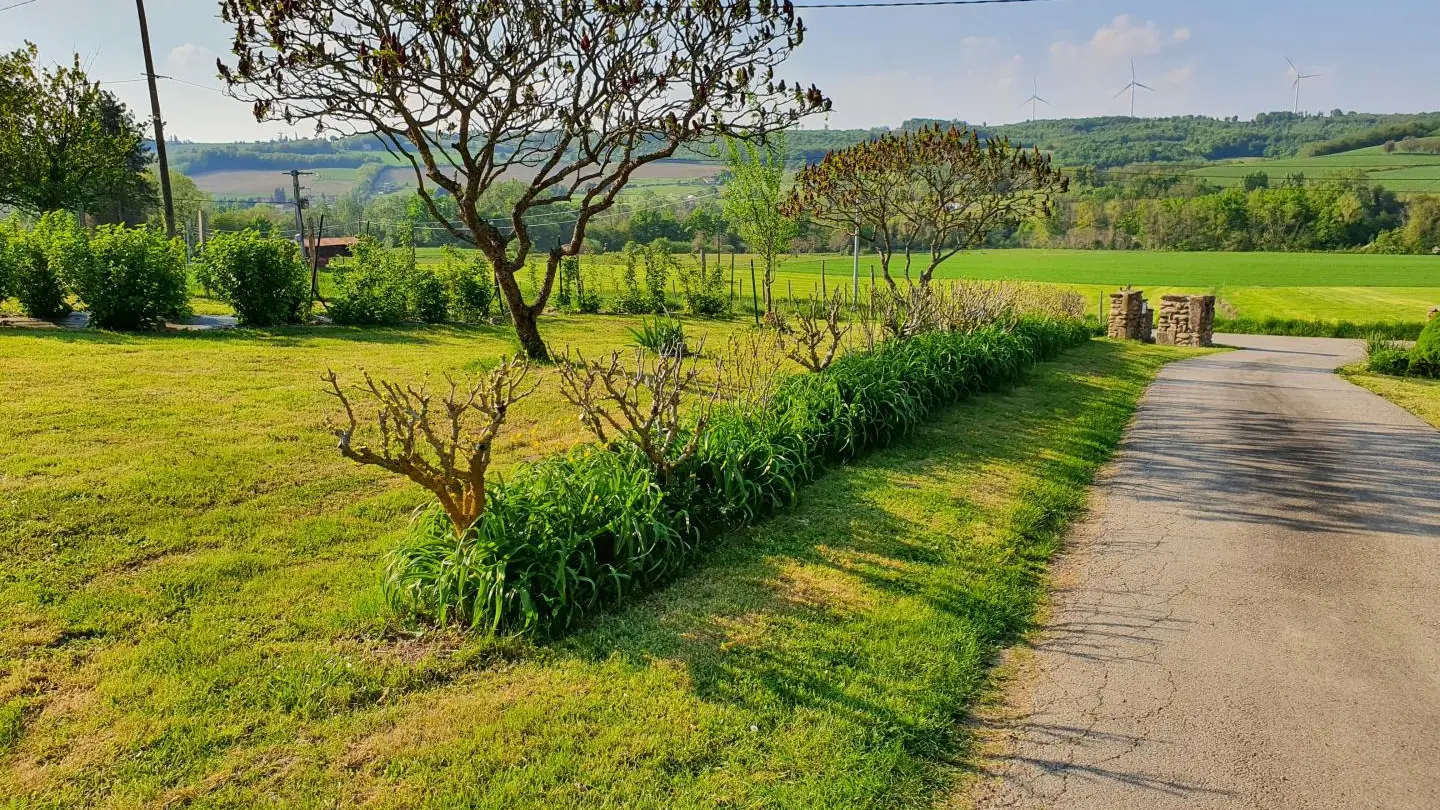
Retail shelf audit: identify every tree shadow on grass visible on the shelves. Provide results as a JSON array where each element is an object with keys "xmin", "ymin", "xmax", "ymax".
[{"xmin": 553, "ymin": 341, "xmax": 1158, "ymax": 787}]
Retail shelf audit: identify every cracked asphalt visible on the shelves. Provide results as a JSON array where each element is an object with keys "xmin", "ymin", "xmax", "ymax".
[{"xmin": 973, "ymin": 335, "xmax": 1440, "ymax": 809}]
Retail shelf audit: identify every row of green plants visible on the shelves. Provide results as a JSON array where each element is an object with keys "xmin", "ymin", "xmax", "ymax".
[
  {"xmin": 326, "ymin": 298, "xmax": 1091, "ymax": 635},
  {"xmin": 1365, "ymin": 316, "xmax": 1440, "ymax": 378},
  {"xmin": 0, "ymin": 213, "xmax": 189, "ymax": 329},
  {"xmin": 1215, "ymin": 316, "xmax": 1426, "ymax": 341}
]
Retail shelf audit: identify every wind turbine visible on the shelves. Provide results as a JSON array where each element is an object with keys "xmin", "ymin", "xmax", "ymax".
[
  {"xmin": 1021, "ymin": 77, "xmax": 1050, "ymax": 122},
  {"xmin": 1286, "ymin": 57, "xmax": 1321, "ymax": 114},
  {"xmin": 1114, "ymin": 59, "xmax": 1155, "ymax": 118}
]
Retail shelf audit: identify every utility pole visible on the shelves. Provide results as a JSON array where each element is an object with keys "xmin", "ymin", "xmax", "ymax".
[
  {"xmin": 135, "ymin": 0, "xmax": 175, "ymax": 238},
  {"xmin": 283, "ymin": 170, "xmax": 314, "ymax": 259}
]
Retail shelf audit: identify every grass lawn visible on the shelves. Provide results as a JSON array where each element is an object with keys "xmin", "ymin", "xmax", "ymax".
[
  {"xmin": 0, "ymin": 328, "xmax": 1189, "ymax": 808},
  {"xmin": 1340, "ymin": 366, "xmax": 1440, "ymax": 428}
]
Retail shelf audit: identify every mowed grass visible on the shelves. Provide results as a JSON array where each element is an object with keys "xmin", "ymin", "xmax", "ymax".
[
  {"xmin": 0, "ymin": 326, "xmax": 1187, "ymax": 808},
  {"xmin": 1340, "ymin": 366, "xmax": 1440, "ymax": 428}
]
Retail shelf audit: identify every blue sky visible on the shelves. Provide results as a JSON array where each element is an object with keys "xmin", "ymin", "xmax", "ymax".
[{"xmin": 3, "ymin": 0, "xmax": 1437, "ymax": 141}]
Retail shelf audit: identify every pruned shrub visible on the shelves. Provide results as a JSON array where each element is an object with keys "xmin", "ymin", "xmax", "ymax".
[
  {"xmin": 325, "ymin": 356, "xmax": 535, "ymax": 535},
  {"xmin": 777, "ymin": 290, "xmax": 849, "ymax": 372},
  {"xmin": 379, "ymin": 316, "xmax": 1092, "ymax": 634},
  {"xmin": 1410, "ymin": 316, "xmax": 1440, "ymax": 378},
  {"xmin": 439, "ymin": 246, "xmax": 494, "ymax": 323},
  {"xmin": 194, "ymin": 230, "xmax": 309, "ymax": 326},
  {"xmin": 70, "ymin": 223, "xmax": 188, "ymax": 330},
  {"xmin": 1217, "ymin": 317, "xmax": 1423, "ymax": 341}
]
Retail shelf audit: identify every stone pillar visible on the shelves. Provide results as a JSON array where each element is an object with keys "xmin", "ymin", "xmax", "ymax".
[
  {"xmin": 1157, "ymin": 295, "xmax": 1216, "ymax": 347},
  {"xmin": 1107, "ymin": 289, "xmax": 1153, "ymax": 342}
]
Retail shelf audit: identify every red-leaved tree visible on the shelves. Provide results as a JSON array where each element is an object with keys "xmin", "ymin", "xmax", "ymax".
[
  {"xmin": 782, "ymin": 125, "xmax": 1067, "ymax": 291},
  {"xmin": 218, "ymin": 0, "xmax": 829, "ymax": 360}
]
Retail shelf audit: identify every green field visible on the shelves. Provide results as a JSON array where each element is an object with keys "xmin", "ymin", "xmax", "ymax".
[
  {"xmin": 0, "ymin": 320, "xmax": 1188, "ymax": 807},
  {"xmin": 415, "ymin": 249, "xmax": 1438, "ymax": 324},
  {"xmin": 1188, "ymin": 147, "xmax": 1440, "ymax": 195}
]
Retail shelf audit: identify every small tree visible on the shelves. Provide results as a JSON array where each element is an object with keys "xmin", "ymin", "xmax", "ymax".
[
  {"xmin": 722, "ymin": 134, "xmax": 795, "ymax": 313},
  {"xmin": 219, "ymin": 1, "xmax": 828, "ymax": 360},
  {"xmin": 0, "ymin": 43, "xmax": 151, "ymax": 216},
  {"xmin": 782, "ymin": 125, "xmax": 1068, "ymax": 291}
]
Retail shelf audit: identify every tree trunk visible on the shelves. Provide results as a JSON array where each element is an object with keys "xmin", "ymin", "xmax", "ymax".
[
  {"xmin": 495, "ymin": 260, "xmax": 552, "ymax": 362},
  {"xmin": 511, "ymin": 304, "xmax": 550, "ymax": 362}
]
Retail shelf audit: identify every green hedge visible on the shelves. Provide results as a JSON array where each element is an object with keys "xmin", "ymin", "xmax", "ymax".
[
  {"xmin": 383, "ymin": 317, "xmax": 1093, "ymax": 634},
  {"xmin": 1216, "ymin": 316, "xmax": 1424, "ymax": 341}
]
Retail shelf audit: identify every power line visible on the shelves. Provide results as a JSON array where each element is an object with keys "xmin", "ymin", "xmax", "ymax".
[
  {"xmin": 0, "ymin": 0, "xmax": 40, "ymax": 11},
  {"xmin": 794, "ymin": 0, "xmax": 1048, "ymax": 6}
]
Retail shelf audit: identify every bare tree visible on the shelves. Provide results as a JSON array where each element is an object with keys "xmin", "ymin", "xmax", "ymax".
[
  {"xmin": 323, "ymin": 357, "xmax": 534, "ymax": 538},
  {"xmin": 782, "ymin": 125, "xmax": 1068, "ymax": 292},
  {"xmin": 218, "ymin": 0, "xmax": 829, "ymax": 360}
]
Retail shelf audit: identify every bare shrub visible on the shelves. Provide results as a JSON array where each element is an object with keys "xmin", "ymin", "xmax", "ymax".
[
  {"xmin": 777, "ymin": 290, "xmax": 851, "ymax": 372},
  {"xmin": 323, "ymin": 357, "xmax": 535, "ymax": 538},
  {"xmin": 556, "ymin": 345, "xmax": 723, "ymax": 480},
  {"xmin": 714, "ymin": 331, "xmax": 789, "ymax": 410}
]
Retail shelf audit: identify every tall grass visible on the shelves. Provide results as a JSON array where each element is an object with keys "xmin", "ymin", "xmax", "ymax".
[
  {"xmin": 1216, "ymin": 316, "xmax": 1423, "ymax": 340},
  {"xmin": 384, "ymin": 317, "xmax": 1093, "ymax": 634}
]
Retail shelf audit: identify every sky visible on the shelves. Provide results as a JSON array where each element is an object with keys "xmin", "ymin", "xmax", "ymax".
[{"xmin": 2, "ymin": 0, "xmax": 1438, "ymax": 142}]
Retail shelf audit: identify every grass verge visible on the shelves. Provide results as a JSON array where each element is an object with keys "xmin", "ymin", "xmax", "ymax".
[
  {"xmin": 1340, "ymin": 364, "xmax": 1440, "ymax": 428},
  {"xmin": 1, "ymin": 338, "xmax": 1188, "ymax": 807}
]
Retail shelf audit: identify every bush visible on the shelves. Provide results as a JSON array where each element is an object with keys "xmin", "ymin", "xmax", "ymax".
[
  {"xmin": 679, "ymin": 258, "xmax": 730, "ymax": 316},
  {"xmin": 4, "ymin": 213, "xmax": 74, "ymax": 319},
  {"xmin": 328, "ymin": 237, "xmax": 414, "ymax": 325},
  {"xmin": 382, "ymin": 316, "xmax": 1092, "ymax": 634},
  {"xmin": 1410, "ymin": 316, "xmax": 1440, "ymax": 378},
  {"xmin": 409, "ymin": 266, "xmax": 449, "ymax": 323},
  {"xmin": 70, "ymin": 224, "xmax": 188, "ymax": 330},
  {"xmin": 195, "ymin": 230, "xmax": 309, "ymax": 326},
  {"xmin": 440, "ymin": 246, "xmax": 494, "ymax": 323}
]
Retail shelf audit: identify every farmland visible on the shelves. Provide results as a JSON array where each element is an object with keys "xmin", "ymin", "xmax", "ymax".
[{"xmin": 1186, "ymin": 146, "xmax": 1440, "ymax": 195}]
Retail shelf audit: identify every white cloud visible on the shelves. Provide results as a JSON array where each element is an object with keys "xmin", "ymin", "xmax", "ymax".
[
  {"xmin": 1165, "ymin": 66, "xmax": 1196, "ymax": 86},
  {"xmin": 166, "ymin": 43, "xmax": 214, "ymax": 73},
  {"xmin": 1051, "ymin": 14, "xmax": 1192, "ymax": 67}
]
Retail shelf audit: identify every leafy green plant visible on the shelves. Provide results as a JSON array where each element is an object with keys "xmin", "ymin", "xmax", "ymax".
[
  {"xmin": 440, "ymin": 246, "xmax": 494, "ymax": 322},
  {"xmin": 613, "ymin": 241, "xmax": 653, "ymax": 315},
  {"xmin": 381, "ymin": 316, "xmax": 1092, "ymax": 635},
  {"xmin": 2, "ymin": 213, "xmax": 73, "ymax": 319},
  {"xmin": 1364, "ymin": 333, "xmax": 1411, "ymax": 376},
  {"xmin": 409, "ymin": 266, "xmax": 449, "ymax": 323},
  {"xmin": 1410, "ymin": 316, "xmax": 1440, "ymax": 378},
  {"xmin": 628, "ymin": 315, "xmax": 687, "ymax": 356},
  {"xmin": 194, "ymin": 229, "xmax": 309, "ymax": 326},
  {"xmin": 328, "ymin": 237, "xmax": 414, "ymax": 325},
  {"xmin": 678, "ymin": 257, "xmax": 730, "ymax": 316},
  {"xmin": 70, "ymin": 223, "xmax": 189, "ymax": 330}
]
